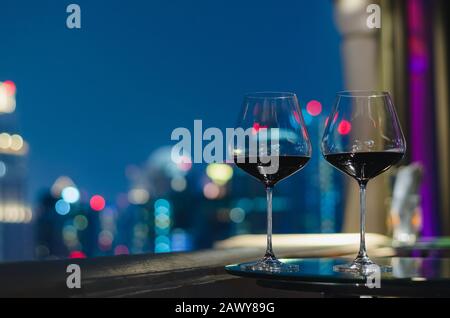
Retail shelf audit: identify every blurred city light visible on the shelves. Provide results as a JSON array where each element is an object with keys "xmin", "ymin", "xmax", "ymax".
[
  {"xmin": 337, "ymin": 120, "xmax": 352, "ymax": 135},
  {"xmin": 229, "ymin": 207, "xmax": 246, "ymax": 223},
  {"xmin": 10, "ymin": 134, "xmax": 23, "ymax": 151},
  {"xmin": 0, "ymin": 203, "xmax": 32, "ymax": 223},
  {"xmin": 51, "ymin": 176, "xmax": 75, "ymax": 197},
  {"xmin": 90, "ymin": 195, "xmax": 106, "ymax": 211},
  {"xmin": 114, "ymin": 245, "xmax": 130, "ymax": 255},
  {"xmin": 73, "ymin": 215, "xmax": 88, "ymax": 231},
  {"xmin": 69, "ymin": 250, "xmax": 86, "ymax": 259},
  {"xmin": 128, "ymin": 188, "xmax": 149, "ymax": 205},
  {"xmin": 154, "ymin": 198, "xmax": 170, "ymax": 211},
  {"xmin": 61, "ymin": 186, "xmax": 80, "ymax": 204},
  {"xmin": 177, "ymin": 155, "xmax": 192, "ymax": 172},
  {"xmin": 55, "ymin": 199, "xmax": 71, "ymax": 215},
  {"xmin": 206, "ymin": 163, "xmax": 233, "ymax": 185},
  {"xmin": 203, "ymin": 182, "xmax": 221, "ymax": 200},
  {"xmin": 170, "ymin": 176, "xmax": 187, "ymax": 192},
  {"xmin": 306, "ymin": 100, "xmax": 322, "ymax": 116},
  {"xmin": 0, "ymin": 80, "xmax": 16, "ymax": 113}
]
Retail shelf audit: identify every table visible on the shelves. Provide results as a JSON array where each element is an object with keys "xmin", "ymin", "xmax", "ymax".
[{"xmin": 225, "ymin": 257, "xmax": 450, "ymax": 297}]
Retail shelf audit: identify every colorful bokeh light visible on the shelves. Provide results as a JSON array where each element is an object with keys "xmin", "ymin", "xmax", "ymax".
[
  {"xmin": 306, "ymin": 100, "xmax": 322, "ymax": 116},
  {"xmin": 90, "ymin": 195, "xmax": 106, "ymax": 211},
  {"xmin": 55, "ymin": 199, "xmax": 71, "ymax": 215},
  {"xmin": 337, "ymin": 120, "xmax": 352, "ymax": 135},
  {"xmin": 69, "ymin": 250, "xmax": 87, "ymax": 259}
]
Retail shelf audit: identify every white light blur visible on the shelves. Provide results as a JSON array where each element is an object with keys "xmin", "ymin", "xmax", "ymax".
[
  {"xmin": 0, "ymin": 202, "xmax": 32, "ymax": 223},
  {"xmin": 128, "ymin": 188, "xmax": 150, "ymax": 205},
  {"xmin": 61, "ymin": 186, "xmax": 80, "ymax": 204}
]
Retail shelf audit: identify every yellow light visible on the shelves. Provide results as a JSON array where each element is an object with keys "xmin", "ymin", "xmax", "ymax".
[
  {"xmin": 128, "ymin": 188, "xmax": 150, "ymax": 205},
  {"xmin": 206, "ymin": 163, "xmax": 233, "ymax": 185},
  {"xmin": 0, "ymin": 85, "xmax": 16, "ymax": 113},
  {"xmin": 0, "ymin": 133, "xmax": 11, "ymax": 149},
  {"xmin": 10, "ymin": 134, "xmax": 23, "ymax": 151},
  {"xmin": 0, "ymin": 202, "xmax": 32, "ymax": 224}
]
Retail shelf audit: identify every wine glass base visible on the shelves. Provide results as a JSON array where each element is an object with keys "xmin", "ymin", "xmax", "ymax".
[
  {"xmin": 240, "ymin": 255, "xmax": 299, "ymax": 273},
  {"xmin": 333, "ymin": 257, "xmax": 392, "ymax": 274}
]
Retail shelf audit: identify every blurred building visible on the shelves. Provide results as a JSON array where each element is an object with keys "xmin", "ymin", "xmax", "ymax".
[{"xmin": 0, "ymin": 80, "xmax": 32, "ymax": 261}]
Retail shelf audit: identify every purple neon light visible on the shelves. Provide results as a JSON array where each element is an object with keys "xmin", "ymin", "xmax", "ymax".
[{"xmin": 407, "ymin": 0, "xmax": 438, "ymax": 236}]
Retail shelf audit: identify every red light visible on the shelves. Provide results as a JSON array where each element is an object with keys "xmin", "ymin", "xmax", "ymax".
[
  {"xmin": 338, "ymin": 120, "xmax": 352, "ymax": 135},
  {"xmin": 306, "ymin": 100, "xmax": 322, "ymax": 116},
  {"xmin": 252, "ymin": 122, "xmax": 268, "ymax": 135},
  {"xmin": 69, "ymin": 251, "xmax": 86, "ymax": 259},
  {"xmin": 90, "ymin": 195, "xmax": 105, "ymax": 211},
  {"xmin": 2, "ymin": 80, "xmax": 16, "ymax": 96},
  {"xmin": 114, "ymin": 245, "xmax": 130, "ymax": 256},
  {"xmin": 178, "ymin": 155, "xmax": 192, "ymax": 171},
  {"xmin": 292, "ymin": 110, "xmax": 301, "ymax": 123}
]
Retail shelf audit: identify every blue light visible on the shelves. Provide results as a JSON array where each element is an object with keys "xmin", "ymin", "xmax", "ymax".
[
  {"xmin": 155, "ymin": 242, "xmax": 171, "ymax": 253},
  {"xmin": 302, "ymin": 109, "xmax": 313, "ymax": 125},
  {"xmin": 55, "ymin": 199, "xmax": 71, "ymax": 215},
  {"xmin": 155, "ymin": 235, "xmax": 170, "ymax": 245},
  {"xmin": 154, "ymin": 199, "xmax": 170, "ymax": 210}
]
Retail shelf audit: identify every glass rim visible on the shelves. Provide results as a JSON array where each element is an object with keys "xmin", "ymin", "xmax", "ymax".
[
  {"xmin": 336, "ymin": 90, "xmax": 390, "ymax": 98},
  {"xmin": 244, "ymin": 91, "xmax": 297, "ymax": 99}
]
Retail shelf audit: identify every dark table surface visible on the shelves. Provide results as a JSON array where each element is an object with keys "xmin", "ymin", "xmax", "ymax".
[{"xmin": 225, "ymin": 257, "xmax": 450, "ymax": 297}]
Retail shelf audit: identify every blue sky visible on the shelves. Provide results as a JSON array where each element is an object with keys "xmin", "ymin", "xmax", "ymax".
[{"xmin": 0, "ymin": 0, "xmax": 343, "ymax": 201}]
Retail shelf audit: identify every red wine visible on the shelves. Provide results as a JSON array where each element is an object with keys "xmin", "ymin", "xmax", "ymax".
[
  {"xmin": 234, "ymin": 155, "xmax": 310, "ymax": 187},
  {"xmin": 325, "ymin": 151, "xmax": 404, "ymax": 184}
]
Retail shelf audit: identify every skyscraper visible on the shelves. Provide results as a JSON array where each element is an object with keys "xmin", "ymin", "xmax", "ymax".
[{"xmin": 0, "ymin": 80, "xmax": 32, "ymax": 261}]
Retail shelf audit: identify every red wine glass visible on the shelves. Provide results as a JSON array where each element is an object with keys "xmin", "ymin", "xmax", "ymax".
[
  {"xmin": 231, "ymin": 92, "xmax": 312, "ymax": 272},
  {"xmin": 321, "ymin": 91, "xmax": 406, "ymax": 273}
]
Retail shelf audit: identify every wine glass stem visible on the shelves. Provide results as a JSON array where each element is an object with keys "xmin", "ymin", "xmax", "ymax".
[
  {"xmin": 265, "ymin": 186, "xmax": 275, "ymax": 258},
  {"xmin": 358, "ymin": 183, "xmax": 368, "ymax": 259}
]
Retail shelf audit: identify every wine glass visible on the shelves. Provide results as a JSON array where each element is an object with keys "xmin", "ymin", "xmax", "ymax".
[
  {"xmin": 231, "ymin": 92, "xmax": 312, "ymax": 272},
  {"xmin": 321, "ymin": 91, "xmax": 406, "ymax": 273}
]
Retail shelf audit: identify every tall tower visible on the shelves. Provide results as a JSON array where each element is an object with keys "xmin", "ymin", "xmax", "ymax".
[{"xmin": 0, "ymin": 80, "xmax": 32, "ymax": 261}]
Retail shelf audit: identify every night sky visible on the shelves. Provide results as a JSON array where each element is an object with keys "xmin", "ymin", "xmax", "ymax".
[{"xmin": 0, "ymin": 0, "xmax": 342, "ymax": 202}]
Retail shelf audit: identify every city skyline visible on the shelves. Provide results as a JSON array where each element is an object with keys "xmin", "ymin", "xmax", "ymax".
[{"xmin": 0, "ymin": 0, "xmax": 342, "ymax": 202}]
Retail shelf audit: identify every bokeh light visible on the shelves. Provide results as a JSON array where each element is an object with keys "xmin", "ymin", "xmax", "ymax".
[
  {"xmin": 306, "ymin": 100, "xmax": 322, "ymax": 116},
  {"xmin": 2, "ymin": 80, "xmax": 16, "ymax": 96},
  {"xmin": 55, "ymin": 199, "xmax": 71, "ymax": 215},
  {"xmin": 229, "ymin": 207, "xmax": 246, "ymax": 223},
  {"xmin": 128, "ymin": 188, "xmax": 149, "ymax": 205},
  {"xmin": 171, "ymin": 176, "xmax": 187, "ymax": 192},
  {"xmin": 73, "ymin": 215, "xmax": 88, "ymax": 231},
  {"xmin": 90, "ymin": 195, "xmax": 106, "ymax": 211},
  {"xmin": 114, "ymin": 245, "xmax": 130, "ymax": 255},
  {"xmin": 206, "ymin": 163, "xmax": 233, "ymax": 185},
  {"xmin": 69, "ymin": 250, "xmax": 87, "ymax": 259},
  {"xmin": 62, "ymin": 186, "xmax": 80, "ymax": 204},
  {"xmin": 337, "ymin": 120, "xmax": 352, "ymax": 135},
  {"xmin": 203, "ymin": 182, "xmax": 220, "ymax": 200}
]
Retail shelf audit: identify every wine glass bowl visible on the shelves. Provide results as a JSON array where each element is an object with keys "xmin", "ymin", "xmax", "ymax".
[
  {"xmin": 232, "ymin": 92, "xmax": 312, "ymax": 272},
  {"xmin": 322, "ymin": 91, "xmax": 406, "ymax": 273}
]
